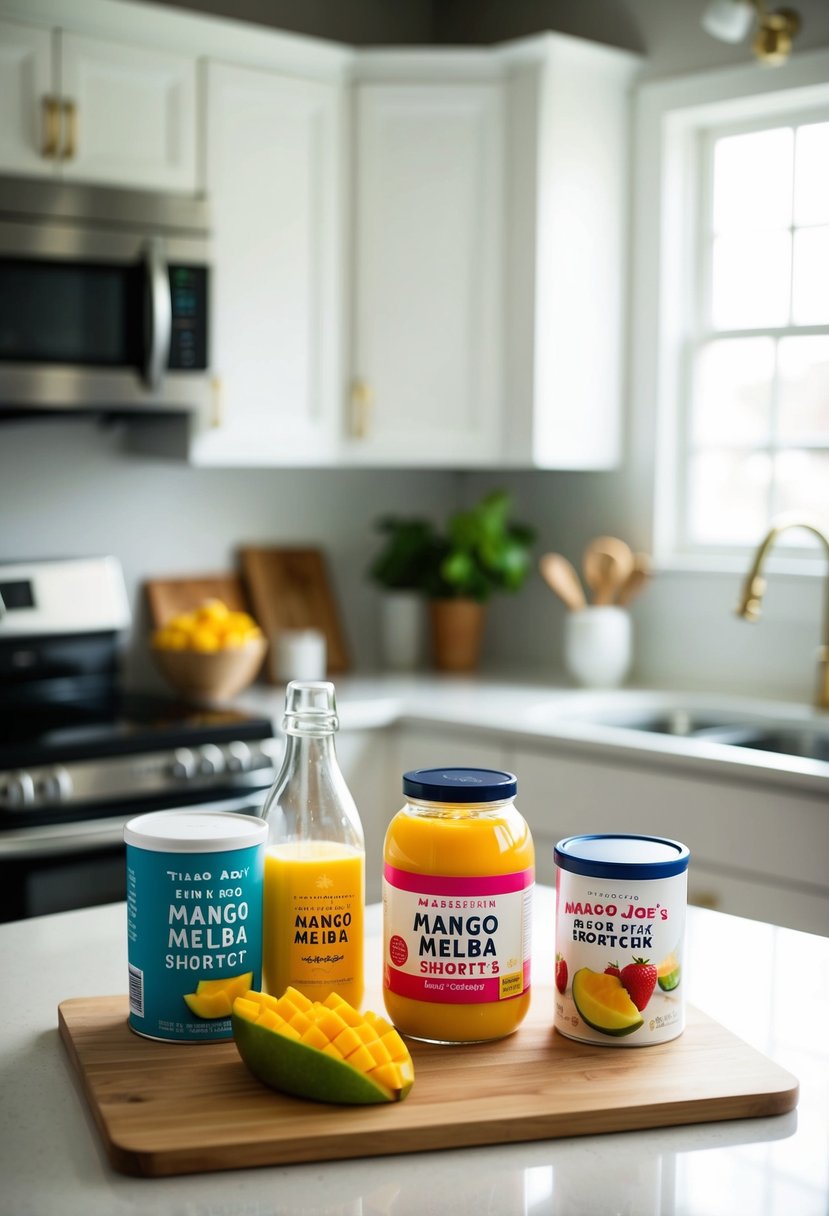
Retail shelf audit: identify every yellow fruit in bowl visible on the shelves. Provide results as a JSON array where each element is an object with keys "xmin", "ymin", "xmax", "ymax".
[
  {"xmin": 152, "ymin": 599, "xmax": 263, "ymax": 653},
  {"xmin": 151, "ymin": 599, "xmax": 267, "ymax": 701}
]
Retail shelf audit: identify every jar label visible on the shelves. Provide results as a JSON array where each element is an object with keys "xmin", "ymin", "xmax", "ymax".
[{"xmin": 382, "ymin": 864, "xmax": 533, "ymax": 1004}]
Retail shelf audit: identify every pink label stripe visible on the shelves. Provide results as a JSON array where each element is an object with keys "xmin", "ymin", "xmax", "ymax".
[{"xmin": 383, "ymin": 864, "xmax": 534, "ymax": 897}]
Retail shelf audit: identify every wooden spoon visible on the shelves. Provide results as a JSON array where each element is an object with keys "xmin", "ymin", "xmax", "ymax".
[
  {"xmin": 616, "ymin": 552, "xmax": 651, "ymax": 606},
  {"xmin": 538, "ymin": 553, "xmax": 587, "ymax": 612},
  {"xmin": 582, "ymin": 536, "xmax": 634, "ymax": 606}
]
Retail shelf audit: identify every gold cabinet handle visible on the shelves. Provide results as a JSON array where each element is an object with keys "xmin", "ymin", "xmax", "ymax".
[
  {"xmin": 41, "ymin": 96, "xmax": 60, "ymax": 158},
  {"xmin": 60, "ymin": 100, "xmax": 77, "ymax": 161},
  {"xmin": 210, "ymin": 376, "xmax": 223, "ymax": 428},
  {"xmin": 350, "ymin": 378, "xmax": 373, "ymax": 439}
]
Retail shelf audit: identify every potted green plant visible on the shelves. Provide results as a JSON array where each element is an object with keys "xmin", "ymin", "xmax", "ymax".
[
  {"xmin": 428, "ymin": 490, "xmax": 536, "ymax": 672},
  {"xmin": 367, "ymin": 517, "xmax": 440, "ymax": 670}
]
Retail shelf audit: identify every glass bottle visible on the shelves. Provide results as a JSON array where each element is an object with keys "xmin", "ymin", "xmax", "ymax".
[{"xmin": 261, "ymin": 680, "xmax": 365, "ymax": 1007}]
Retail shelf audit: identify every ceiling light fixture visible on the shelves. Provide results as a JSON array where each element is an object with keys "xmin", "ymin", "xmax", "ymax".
[{"xmin": 701, "ymin": 0, "xmax": 801, "ymax": 64}]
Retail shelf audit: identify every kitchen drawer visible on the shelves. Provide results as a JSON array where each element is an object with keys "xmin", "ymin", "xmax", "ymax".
[{"xmin": 508, "ymin": 743, "xmax": 829, "ymax": 936}]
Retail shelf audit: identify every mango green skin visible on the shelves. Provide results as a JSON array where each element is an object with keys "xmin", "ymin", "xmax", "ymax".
[
  {"xmin": 658, "ymin": 967, "xmax": 681, "ymax": 992},
  {"xmin": 231, "ymin": 1012, "xmax": 412, "ymax": 1106},
  {"xmin": 571, "ymin": 968, "xmax": 644, "ymax": 1038}
]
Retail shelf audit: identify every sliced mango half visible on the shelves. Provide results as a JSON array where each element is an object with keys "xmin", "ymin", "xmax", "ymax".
[
  {"xmin": 232, "ymin": 987, "xmax": 415, "ymax": 1105},
  {"xmin": 572, "ymin": 967, "xmax": 644, "ymax": 1037},
  {"xmin": 183, "ymin": 971, "xmax": 254, "ymax": 1019}
]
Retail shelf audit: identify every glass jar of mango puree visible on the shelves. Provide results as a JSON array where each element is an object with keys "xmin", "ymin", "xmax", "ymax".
[{"xmin": 382, "ymin": 768, "xmax": 534, "ymax": 1044}]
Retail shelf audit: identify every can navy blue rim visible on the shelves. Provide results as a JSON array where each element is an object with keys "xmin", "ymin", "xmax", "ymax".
[{"xmin": 554, "ymin": 834, "xmax": 690, "ymax": 879}]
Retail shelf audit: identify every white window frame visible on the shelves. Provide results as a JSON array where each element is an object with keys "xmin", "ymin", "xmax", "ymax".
[{"xmin": 630, "ymin": 49, "xmax": 829, "ymax": 577}]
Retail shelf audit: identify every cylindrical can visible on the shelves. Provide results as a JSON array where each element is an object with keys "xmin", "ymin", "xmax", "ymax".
[
  {"xmin": 125, "ymin": 810, "xmax": 267, "ymax": 1042},
  {"xmin": 383, "ymin": 767, "xmax": 534, "ymax": 1044},
  {"xmin": 554, "ymin": 834, "xmax": 690, "ymax": 1047}
]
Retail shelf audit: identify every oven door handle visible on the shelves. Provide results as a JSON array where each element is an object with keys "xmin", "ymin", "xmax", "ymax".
[
  {"xmin": 0, "ymin": 795, "xmax": 267, "ymax": 860},
  {"xmin": 143, "ymin": 237, "xmax": 172, "ymax": 391}
]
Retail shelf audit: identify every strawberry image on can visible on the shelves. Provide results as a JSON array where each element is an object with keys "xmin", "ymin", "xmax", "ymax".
[{"xmin": 553, "ymin": 834, "xmax": 690, "ymax": 1047}]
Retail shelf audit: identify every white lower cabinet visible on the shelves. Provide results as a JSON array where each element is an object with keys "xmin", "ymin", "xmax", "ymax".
[
  {"xmin": 337, "ymin": 729, "xmax": 394, "ymax": 903},
  {"xmin": 508, "ymin": 744, "xmax": 829, "ymax": 937},
  {"xmin": 342, "ymin": 721, "xmax": 828, "ymax": 935}
]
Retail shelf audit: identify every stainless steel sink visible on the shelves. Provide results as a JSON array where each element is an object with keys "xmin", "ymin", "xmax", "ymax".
[
  {"xmin": 603, "ymin": 713, "xmax": 829, "ymax": 762},
  {"xmin": 529, "ymin": 693, "xmax": 829, "ymax": 765},
  {"xmin": 706, "ymin": 726, "xmax": 829, "ymax": 763}
]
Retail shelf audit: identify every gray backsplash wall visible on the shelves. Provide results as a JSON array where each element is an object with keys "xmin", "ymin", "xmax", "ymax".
[
  {"xmin": 462, "ymin": 469, "xmax": 824, "ymax": 704},
  {"xmin": 2, "ymin": 421, "xmax": 820, "ymax": 703},
  {"xmin": 0, "ymin": 419, "xmax": 458, "ymax": 687}
]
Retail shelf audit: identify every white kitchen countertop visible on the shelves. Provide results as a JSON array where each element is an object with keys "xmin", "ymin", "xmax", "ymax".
[
  {"xmin": 238, "ymin": 671, "xmax": 829, "ymax": 796},
  {"xmin": 1, "ymin": 889, "xmax": 827, "ymax": 1216}
]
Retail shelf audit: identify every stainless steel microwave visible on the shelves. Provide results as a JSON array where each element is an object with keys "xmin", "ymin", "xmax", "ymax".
[{"xmin": 0, "ymin": 175, "xmax": 210, "ymax": 416}]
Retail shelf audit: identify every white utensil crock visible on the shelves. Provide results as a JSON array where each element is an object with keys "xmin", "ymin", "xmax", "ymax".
[{"xmin": 563, "ymin": 606, "xmax": 632, "ymax": 688}]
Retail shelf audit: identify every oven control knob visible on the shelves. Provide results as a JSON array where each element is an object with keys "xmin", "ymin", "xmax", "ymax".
[
  {"xmin": 222, "ymin": 741, "xmax": 252, "ymax": 772},
  {"xmin": 171, "ymin": 748, "xmax": 197, "ymax": 780},
  {"xmin": 35, "ymin": 766, "xmax": 73, "ymax": 805},
  {"xmin": 197, "ymin": 744, "xmax": 225, "ymax": 777},
  {"xmin": 2, "ymin": 770, "xmax": 35, "ymax": 809}
]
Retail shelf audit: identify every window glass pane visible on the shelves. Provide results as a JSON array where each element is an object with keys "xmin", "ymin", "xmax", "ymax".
[
  {"xmin": 712, "ymin": 128, "xmax": 793, "ymax": 233},
  {"xmin": 775, "ymin": 450, "xmax": 829, "ymax": 532},
  {"xmin": 692, "ymin": 338, "xmax": 774, "ymax": 443},
  {"xmin": 791, "ymin": 226, "xmax": 829, "ymax": 324},
  {"xmin": 794, "ymin": 122, "xmax": 829, "ymax": 227},
  {"xmin": 711, "ymin": 231, "xmax": 791, "ymax": 328},
  {"xmin": 688, "ymin": 450, "xmax": 771, "ymax": 544},
  {"xmin": 778, "ymin": 336, "xmax": 829, "ymax": 437}
]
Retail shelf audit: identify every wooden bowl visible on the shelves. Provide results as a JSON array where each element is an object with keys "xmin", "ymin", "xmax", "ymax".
[{"xmin": 152, "ymin": 637, "xmax": 268, "ymax": 703}]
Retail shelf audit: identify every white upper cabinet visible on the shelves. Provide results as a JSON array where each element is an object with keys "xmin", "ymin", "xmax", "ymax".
[
  {"xmin": 59, "ymin": 33, "xmax": 197, "ymax": 191},
  {"xmin": 0, "ymin": 19, "xmax": 52, "ymax": 177},
  {"xmin": 0, "ymin": 1, "xmax": 640, "ymax": 469},
  {"xmin": 191, "ymin": 61, "xmax": 343, "ymax": 466},
  {"xmin": 0, "ymin": 17, "xmax": 197, "ymax": 192},
  {"xmin": 500, "ymin": 36, "xmax": 640, "ymax": 469},
  {"xmin": 348, "ymin": 73, "xmax": 504, "ymax": 465}
]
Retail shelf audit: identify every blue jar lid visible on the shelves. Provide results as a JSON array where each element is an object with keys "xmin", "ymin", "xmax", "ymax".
[
  {"xmin": 403, "ymin": 767, "xmax": 517, "ymax": 803},
  {"xmin": 554, "ymin": 833, "xmax": 690, "ymax": 879}
]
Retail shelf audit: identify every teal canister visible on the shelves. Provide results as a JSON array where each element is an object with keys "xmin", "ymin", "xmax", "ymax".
[{"xmin": 124, "ymin": 809, "xmax": 267, "ymax": 1042}]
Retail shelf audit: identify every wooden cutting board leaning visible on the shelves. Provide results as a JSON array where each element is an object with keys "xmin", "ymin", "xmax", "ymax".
[{"xmin": 239, "ymin": 546, "xmax": 350, "ymax": 676}]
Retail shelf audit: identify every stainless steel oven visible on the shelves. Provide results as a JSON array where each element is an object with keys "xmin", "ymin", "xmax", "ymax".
[
  {"xmin": 0, "ymin": 175, "xmax": 210, "ymax": 416},
  {"xmin": 0, "ymin": 557, "xmax": 278, "ymax": 921}
]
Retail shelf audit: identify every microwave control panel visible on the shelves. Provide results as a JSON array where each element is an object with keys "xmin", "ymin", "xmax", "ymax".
[{"xmin": 168, "ymin": 265, "xmax": 208, "ymax": 371}]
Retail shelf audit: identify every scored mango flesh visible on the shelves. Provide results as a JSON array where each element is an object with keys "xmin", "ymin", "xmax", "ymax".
[
  {"xmin": 232, "ymin": 987, "xmax": 415, "ymax": 1104},
  {"xmin": 183, "ymin": 971, "xmax": 254, "ymax": 1019}
]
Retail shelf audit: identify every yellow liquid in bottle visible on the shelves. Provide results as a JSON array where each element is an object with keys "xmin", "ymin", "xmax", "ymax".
[
  {"xmin": 263, "ymin": 840, "xmax": 364, "ymax": 1007},
  {"xmin": 383, "ymin": 802, "xmax": 534, "ymax": 1043}
]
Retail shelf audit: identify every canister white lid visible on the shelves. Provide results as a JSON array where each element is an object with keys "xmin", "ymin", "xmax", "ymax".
[{"xmin": 124, "ymin": 810, "xmax": 268, "ymax": 853}]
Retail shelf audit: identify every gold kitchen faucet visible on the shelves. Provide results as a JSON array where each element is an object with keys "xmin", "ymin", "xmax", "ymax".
[{"xmin": 737, "ymin": 518, "xmax": 829, "ymax": 710}]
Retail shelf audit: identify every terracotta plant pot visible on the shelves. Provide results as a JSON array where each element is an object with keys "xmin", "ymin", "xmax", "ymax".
[{"xmin": 429, "ymin": 599, "xmax": 486, "ymax": 672}]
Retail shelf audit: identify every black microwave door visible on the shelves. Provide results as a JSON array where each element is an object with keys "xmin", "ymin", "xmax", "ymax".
[{"xmin": 0, "ymin": 257, "xmax": 144, "ymax": 371}]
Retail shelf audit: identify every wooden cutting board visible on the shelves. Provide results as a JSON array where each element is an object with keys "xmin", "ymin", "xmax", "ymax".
[
  {"xmin": 239, "ymin": 547, "xmax": 349, "ymax": 675},
  {"xmin": 144, "ymin": 574, "xmax": 250, "ymax": 627},
  {"xmin": 58, "ymin": 991, "xmax": 797, "ymax": 1178}
]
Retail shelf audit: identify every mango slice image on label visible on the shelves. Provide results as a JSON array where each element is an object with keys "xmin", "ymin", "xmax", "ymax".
[
  {"xmin": 232, "ymin": 987, "xmax": 415, "ymax": 1105},
  {"xmin": 572, "ymin": 968, "xmax": 644, "ymax": 1037},
  {"xmin": 183, "ymin": 971, "xmax": 255, "ymax": 1019}
]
